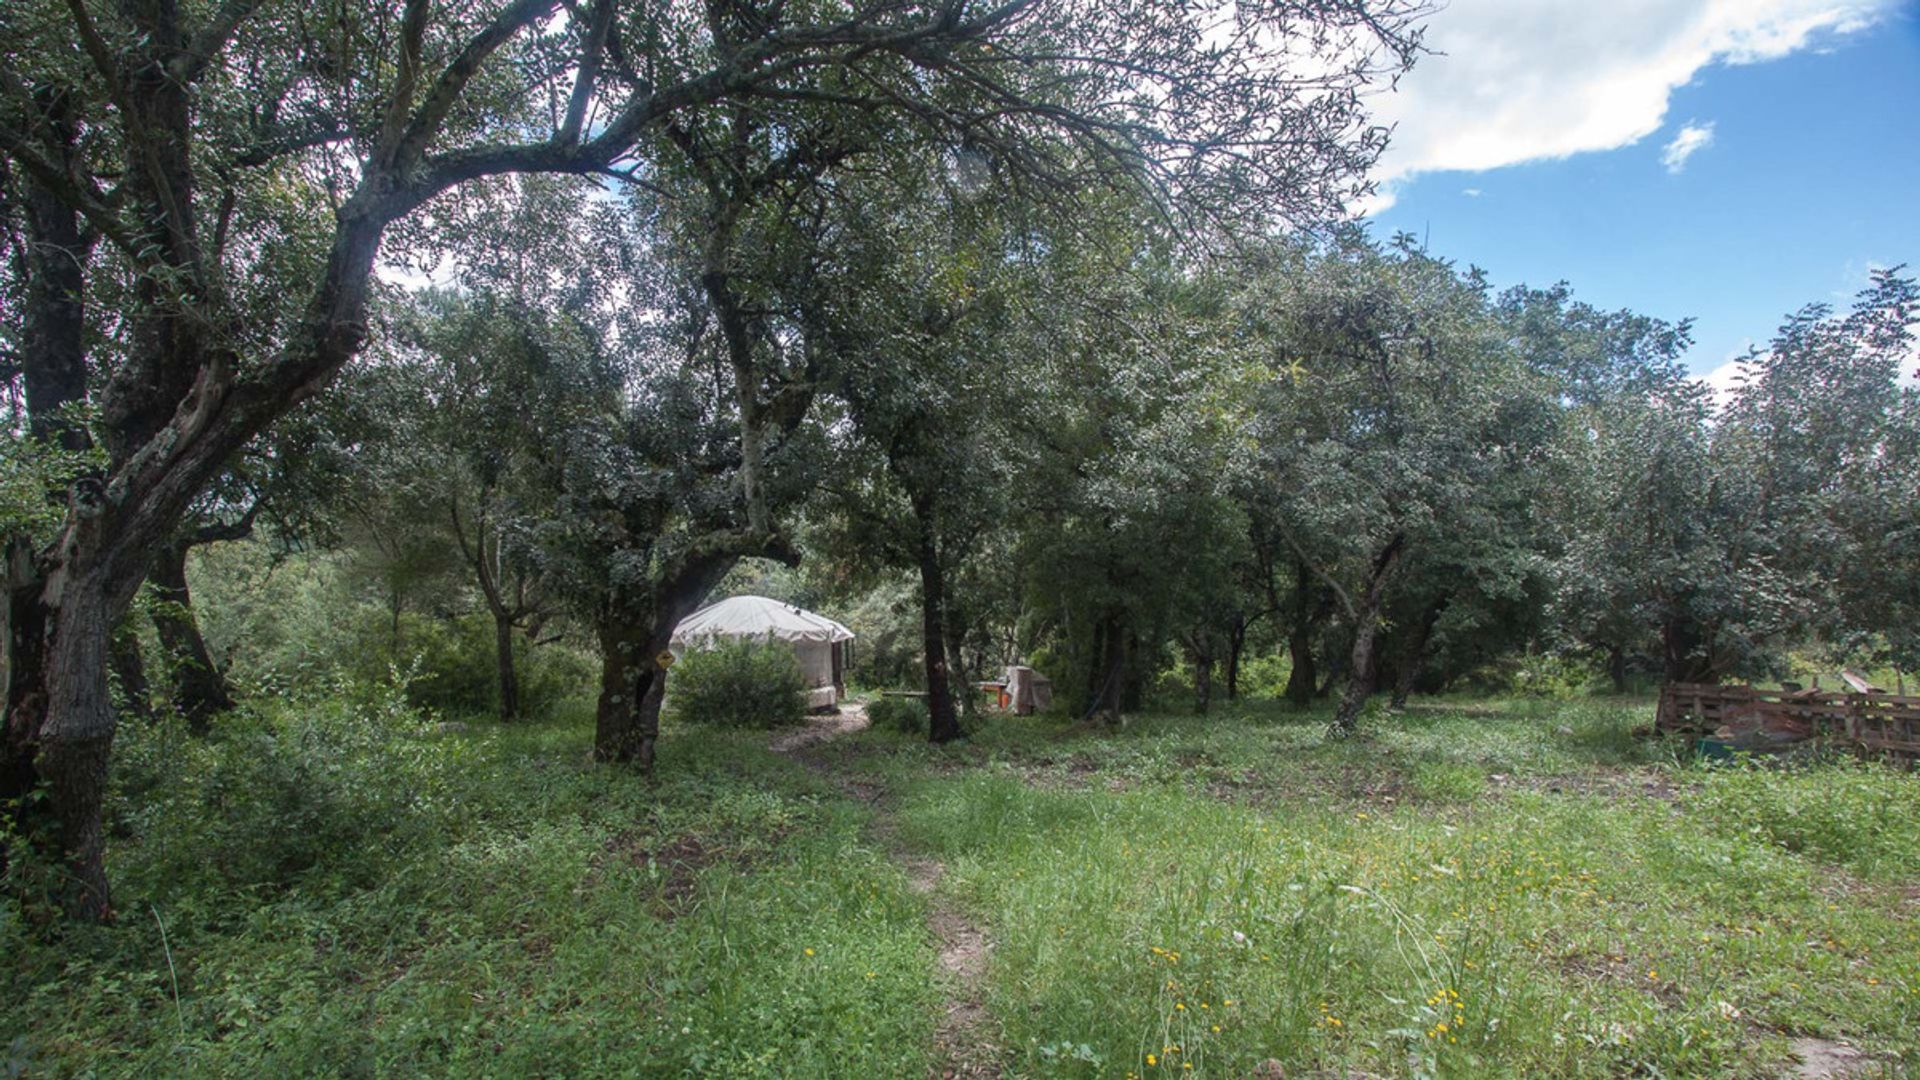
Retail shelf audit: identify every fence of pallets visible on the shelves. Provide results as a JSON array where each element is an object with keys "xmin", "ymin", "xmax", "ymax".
[{"xmin": 1656, "ymin": 682, "xmax": 1920, "ymax": 764}]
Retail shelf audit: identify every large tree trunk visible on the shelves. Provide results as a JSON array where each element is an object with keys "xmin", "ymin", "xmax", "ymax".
[
  {"xmin": 109, "ymin": 622, "xmax": 153, "ymax": 724},
  {"xmin": 31, "ymin": 568, "xmax": 135, "ymax": 922},
  {"xmin": 1330, "ymin": 534, "xmax": 1407, "ymax": 737},
  {"xmin": 1390, "ymin": 594, "xmax": 1448, "ymax": 709},
  {"xmin": 1224, "ymin": 616, "xmax": 1246, "ymax": 701},
  {"xmin": 915, "ymin": 511, "xmax": 962, "ymax": 744},
  {"xmin": 1606, "ymin": 644, "xmax": 1628, "ymax": 694},
  {"xmin": 0, "ymin": 103, "xmax": 97, "ymax": 899},
  {"xmin": 593, "ymin": 554, "xmax": 741, "ymax": 768},
  {"xmin": 1661, "ymin": 614, "xmax": 1719, "ymax": 685},
  {"xmin": 594, "ymin": 622, "xmax": 675, "ymax": 769},
  {"xmin": 150, "ymin": 542, "xmax": 233, "ymax": 728},
  {"xmin": 494, "ymin": 610, "xmax": 520, "ymax": 722},
  {"xmin": 1284, "ymin": 562, "xmax": 1318, "ymax": 708},
  {"xmin": 593, "ymin": 620, "xmax": 648, "ymax": 764}
]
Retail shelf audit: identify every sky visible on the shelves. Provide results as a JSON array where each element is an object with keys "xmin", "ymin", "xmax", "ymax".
[{"xmin": 1359, "ymin": 0, "xmax": 1920, "ymax": 391}]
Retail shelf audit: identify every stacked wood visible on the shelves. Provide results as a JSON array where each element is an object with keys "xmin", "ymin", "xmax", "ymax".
[{"xmin": 1657, "ymin": 683, "xmax": 1920, "ymax": 763}]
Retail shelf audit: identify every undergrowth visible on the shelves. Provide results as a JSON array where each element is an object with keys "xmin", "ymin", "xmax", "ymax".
[
  {"xmin": 2, "ymin": 685, "xmax": 935, "ymax": 1078},
  {"xmin": 6, "ymin": 691, "xmax": 1916, "ymax": 1078}
]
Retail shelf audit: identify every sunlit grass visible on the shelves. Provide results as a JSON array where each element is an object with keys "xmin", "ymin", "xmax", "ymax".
[
  {"xmin": 852, "ymin": 696, "xmax": 1920, "ymax": 1077},
  {"xmin": 7, "ymin": 692, "xmax": 1916, "ymax": 1077}
]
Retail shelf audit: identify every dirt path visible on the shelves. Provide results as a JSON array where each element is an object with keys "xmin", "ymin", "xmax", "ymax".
[
  {"xmin": 772, "ymin": 705, "xmax": 1001, "ymax": 1078},
  {"xmin": 768, "ymin": 705, "xmax": 874, "ymax": 753}
]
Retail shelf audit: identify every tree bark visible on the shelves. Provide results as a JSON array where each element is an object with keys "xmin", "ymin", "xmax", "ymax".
[
  {"xmin": 1390, "ymin": 594, "xmax": 1447, "ymax": 709},
  {"xmin": 1330, "ymin": 533, "xmax": 1407, "ymax": 737},
  {"xmin": 596, "ymin": 626, "xmax": 677, "ymax": 769},
  {"xmin": 0, "ymin": 95, "xmax": 95, "ymax": 892},
  {"xmin": 150, "ymin": 542, "xmax": 233, "ymax": 729},
  {"xmin": 593, "ymin": 620, "xmax": 647, "ymax": 764},
  {"xmin": 915, "ymin": 508, "xmax": 961, "ymax": 744},
  {"xmin": 494, "ymin": 609, "xmax": 520, "ymax": 722},
  {"xmin": 109, "ymin": 622, "xmax": 153, "ymax": 724},
  {"xmin": 1284, "ymin": 561, "xmax": 1318, "ymax": 708},
  {"xmin": 1224, "ymin": 616, "xmax": 1245, "ymax": 701},
  {"xmin": 592, "ymin": 551, "xmax": 743, "ymax": 767},
  {"xmin": 34, "ymin": 572, "xmax": 128, "ymax": 921}
]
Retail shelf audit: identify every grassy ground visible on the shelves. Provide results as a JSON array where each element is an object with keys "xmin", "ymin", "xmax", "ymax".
[{"xmin": 5, "ymin": 691, "xmax": 1917, "ymax": 1077}]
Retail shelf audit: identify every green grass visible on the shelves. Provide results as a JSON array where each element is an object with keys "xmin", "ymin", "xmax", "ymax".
[
  {"xmin": 6, "ymin": 691, "xmax": 1917, "ymax": 1077},
  {"xmin": 838, "ymin": 697, "xmax": 1920, "ymax": 1077},
  {"xmin": 3, "ymin": 695, "xmax": 937, "ymax": 1077}
]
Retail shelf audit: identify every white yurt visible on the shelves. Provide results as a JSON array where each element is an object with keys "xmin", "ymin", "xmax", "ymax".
[{"xmin": 670, "ymin": 595, "xmax": 854, "ymax": 710}]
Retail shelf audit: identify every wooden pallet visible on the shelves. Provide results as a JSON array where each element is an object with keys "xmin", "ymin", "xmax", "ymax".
[{"xmin": 1657, "ymin": 683, "xmax": 1920, "ymax": 762}]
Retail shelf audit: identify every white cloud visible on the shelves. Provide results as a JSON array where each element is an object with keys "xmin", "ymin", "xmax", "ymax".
[
  {"xmin": 1692, "ymin": 339, "xmax": 1919, "ymax": 411},
  {"xmin": 1661, "ymin": 121, "xmax": 1716, "ymax": 172},
  {"xmin": 1461, "ymin": 187, "xmax": 1484, "ymax": 197},
  {"xmin": 1693, "ymin": 352, "xmax": 1758, "ymax": 410},
  {"xmin": 1360, "ymin": 0, "xmax": 1896, "ymax": 212}
]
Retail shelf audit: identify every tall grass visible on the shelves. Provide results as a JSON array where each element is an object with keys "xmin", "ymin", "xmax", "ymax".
[
  {"xmin": 858, "ymin": 698, "xmax": 1918, "ymax": 1077},
  {"xmin": 3, "ymin": 693, "xmax": 937, "ymax": 1078}
]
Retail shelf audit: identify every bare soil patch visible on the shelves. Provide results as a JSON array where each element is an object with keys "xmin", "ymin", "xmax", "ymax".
[{"xmin": 1788, "ymin": 1036, "xmax": 1886, "ymax": 1079}]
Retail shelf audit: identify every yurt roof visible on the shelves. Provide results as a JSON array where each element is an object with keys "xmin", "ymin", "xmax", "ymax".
[{"xmin": 670, "ymin": 595, "xmax": 854, "ymax": 647}]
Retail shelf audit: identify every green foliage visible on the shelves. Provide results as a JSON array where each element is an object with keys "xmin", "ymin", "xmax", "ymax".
[
  {"xmin": 670, "ymin": 640, "xmax": 807, "ymax": 729},
  {"xmin": 1466, "ymin": 651, "xmax": 1598, "ymax": 699},
  {"xmin": 108, "ymin": 673, "xmax": 467, "ymax": 902},
  {"xmin": 189, "ymin": 541, "xmax": 592, "ymax": 719},
  {"xmin": 0, "ymin": 420, "xmax": 104, "ymax": 543},
  {"xmin": 867, "ymin": 695, "xmax": 930, "ymax": 736},
  {"xmin": 1234, "ymin": 653, "xmax": 1296, "ymax": 701},
  {"xmin": 1690, "ymin": 758, "xmax": 1920, "ymax": 880},
  {"xmin": 3, "ymin": 702, "xmax": 939, "ymax": 1077}
]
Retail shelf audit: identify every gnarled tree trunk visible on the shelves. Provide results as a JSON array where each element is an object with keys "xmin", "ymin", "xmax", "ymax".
[
  {"xmin": 150, "ymin": 542, "xmax": 233, "ymax": 729},
  {"xmin": 1390, "ymin": 593, "xmax": 1448, "ymax": 709},
  {"xmin": 1330, "ymin": 533, "xmax": 1407, "ymax": 737},
  {"xmin": 593, "ymin": 551, "xmax": 744, "ymax": 769}
]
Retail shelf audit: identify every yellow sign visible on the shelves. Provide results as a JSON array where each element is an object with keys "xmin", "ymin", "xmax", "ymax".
[{"xmin": 656, "ymin": 650, "xmax": 676, "ymax": 670}]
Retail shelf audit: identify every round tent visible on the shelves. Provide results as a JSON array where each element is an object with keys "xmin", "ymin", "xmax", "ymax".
[{"xmin": 670, "ymin": 595, "xmax": 854, "ymax": 709}]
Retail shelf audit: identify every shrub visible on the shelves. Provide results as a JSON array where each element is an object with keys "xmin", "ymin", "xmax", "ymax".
[
  {"xmin": 670, "ymin": 639, "xmax": 807, "ymax": 729},
  {"xmin": 868, "ymin": 695, "xmax": 930, "ymax": 735},
  {"xmin": 107, "ymin": 675, "xmax": 472, "ymax": 903}
]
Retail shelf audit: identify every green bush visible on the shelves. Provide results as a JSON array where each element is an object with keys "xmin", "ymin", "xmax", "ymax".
[
  {"xmin": 867, "ymin": 695, "xmax": 929, "ymax": 735},
  {"xmin": 107, "ymin": 674, "xmax": 473, "ymax": 904},
  {"xmin": 670, "ymin": 639, "xmax": 807, "ymax": 729}
]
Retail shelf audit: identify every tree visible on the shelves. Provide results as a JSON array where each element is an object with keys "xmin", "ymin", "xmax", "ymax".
[
  {"xmin": 0, "ymin": 0, "xmax": 1420, "ymax": 918},
  {"xmin": 1239, "ymin": 233, "xmax": 1537, "ymax": 734},
  {"xmin": 811, "ymin": 162, "xmax": 1035, "ymax": 742}
]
